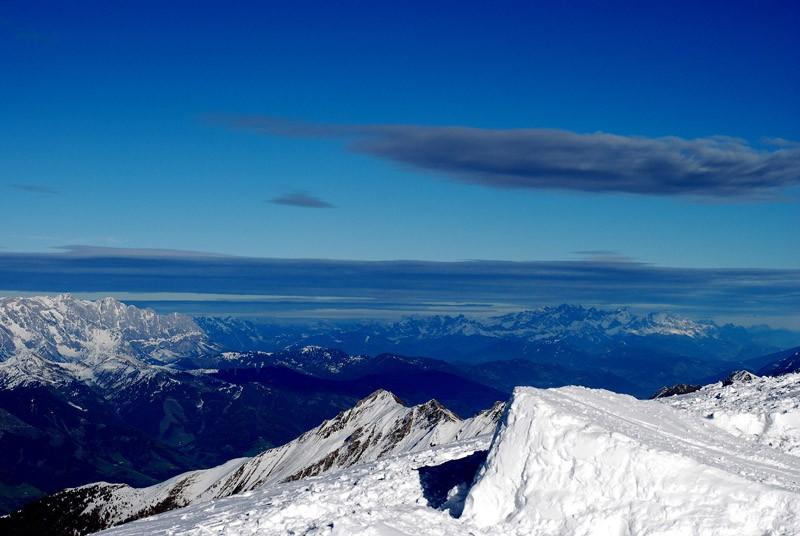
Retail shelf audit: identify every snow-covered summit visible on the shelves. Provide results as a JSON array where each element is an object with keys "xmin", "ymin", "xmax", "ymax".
[
  {"xmin": 0, "ymin": 294, "xmax": 212, "ymax": 365},
  {"xmin": 378, "ymin": 304, "xmax": 717, "ymax": 342},
  {"xmin": 0, "ymin": 295, "xmax": 215, "ymax": 388},
  {"xmin": 35, "ymin": 390, "xmax": 503, "ymax": 533}
]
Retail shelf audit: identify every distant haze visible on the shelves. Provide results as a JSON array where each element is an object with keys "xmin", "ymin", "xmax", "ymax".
[{"xmin": 0, "ymin": 246, "xmax": 797, "ymax": 329}]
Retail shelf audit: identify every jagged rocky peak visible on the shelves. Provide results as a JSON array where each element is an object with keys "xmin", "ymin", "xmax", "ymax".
[
  {"xmin": 480, "ymin": 400, "xmax": 507, "ymax": 420},
  {"xmin": 356, "ymin": 388, "xmax": 405, "ymax": 408},
  {"xmin": 0, "ymin": 294, "xmax": 213, "ymax": 365},
  {"xmin": 4, "ymin": 390, "xmax": 502, "ymax": 534},
  {"xmin": 413, "ymin": 398, "xmax": 460, "ymax": 424},
  {"xmin": 722, "ymin": 369, "xmax": 758, "ymax": 386}
]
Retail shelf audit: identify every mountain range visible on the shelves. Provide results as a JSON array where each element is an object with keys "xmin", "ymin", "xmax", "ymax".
[
  {"xmin": 1, "ymin": 390, "xmax": 503, "ymax": 535},
  {"xmin": 1, "ymin": 294, "xmax": 798, "ymax": 518}
]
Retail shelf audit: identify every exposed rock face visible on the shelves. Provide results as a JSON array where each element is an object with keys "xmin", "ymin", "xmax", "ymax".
[
  {"xmin": 650, "ymin": 383, "xmax": 702, "ymax": 399},
  {"xmin": 0, "ymin": 390, "xmax": 503, "ymax": 536},
  {"xmin": 0, "ymin": 295, "xmax": 213, "ymax": 366}
]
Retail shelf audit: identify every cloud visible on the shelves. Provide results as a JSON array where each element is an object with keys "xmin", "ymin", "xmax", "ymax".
[
  {"xmin": 53, "ymin": 245, "xmax": 232, "ymax": 259},
  {"xmin": 268, "ymin": 191, "xmax": 334, "ymax": 208},
  {"xmin": 0, "ymin": 247, "xmax": 798, "ymax": 327},
  {"xmin": 572, "ymin": 250, "xmax": 637, "ymax": 262},
  {"xmin": 573, "ymin": 250, "xmax": 622, "ymax": 257},
  {"xmin": 230, "ymin": 118, "xmax": 800, "ymax": 199},
  {"xmin": 10, "ymin": 183, "xmax": 59, "ymax": 195}
]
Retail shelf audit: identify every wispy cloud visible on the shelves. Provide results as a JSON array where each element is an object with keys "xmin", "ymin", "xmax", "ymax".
[
  {"xmin": 573, "ymin": 250, "xmax": 623, "ymax": 257},
  {"xmin": 10, "ymin": 183, "xmax": 59, "ymax": 195},
  {"xmin": 54, "ymin": 245, "xmax": 231, "ymax": 259},
  {"xmin": 0, "ymin": 246, "xmax": 797, "ymax": 326},
  {"xmin": 572, "ymin": 250, "xmax": 638, "ymax": 262},
  {"xmin": 229, "ymin": 117, "xmax": 800, "ymax": 200},
  {"xmin": 268, "ymin": 191, "xmax": 334, "ymax": 208}
]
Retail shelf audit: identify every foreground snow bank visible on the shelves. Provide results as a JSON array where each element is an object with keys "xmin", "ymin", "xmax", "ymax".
[{"xmin": 463, "ymin": 386, "xmax": 800, "ymax": 535}]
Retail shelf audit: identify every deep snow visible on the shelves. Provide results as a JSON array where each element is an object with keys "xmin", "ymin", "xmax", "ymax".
[
  {"xmin": 66, "ymin": 391, "xmax": 502, "ymax": 530},
  {"xmin": 98, "ymin": 384, "xmax": 800, "ymax": 536},
  {"xmin": 660, "ymin": 371, "xmax": 800, "ymax": 456}
]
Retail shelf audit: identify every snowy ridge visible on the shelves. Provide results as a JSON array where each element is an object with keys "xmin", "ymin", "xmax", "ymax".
[
  {"xmin": 661, "ymin": 370, "xmax": 800, "ymax": 456},
  {"xmin": 58, "ymin": 390, "xmax": 503, "ymax": 531},
  {"xmin": 100, "ymin": 385, "xmax": 800, "ymax": 535},
  {"xmin": 220, "ymin": 345, "xmax": 371, "ymax": 376},
  {"xmin": 382, "ymin": 305, "xmax": 717, "ymax": 341},
  {"xmin": 0, "ymin": 295, "xmax": 215, "ymax": 389},
  {"xmin": 0, "ymin": 295, "xmax": 213, "ymax": 365},
  {"xmin": 0, "ymin": 351, "xmax": 79, "ymax": 389}
]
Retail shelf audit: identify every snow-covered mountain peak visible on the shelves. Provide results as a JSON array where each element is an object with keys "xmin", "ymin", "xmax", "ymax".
[
  {"xmin": 35, "ymin": 391, "xmax": 502, "ymax": 532},
  {"xmin": 353, "ymin": 388, "xmax": 404, "ymax": 409},
  {"xmin": 0, "ymin": 294, "xmax": 213, "ymax": 365},
  {"xmin": 390, "ymin": 304, "xmax": 720, "ymax": 341},
  {"xmin": 0, "ymin": 294, "xmax": 216, "ymax": 389}
]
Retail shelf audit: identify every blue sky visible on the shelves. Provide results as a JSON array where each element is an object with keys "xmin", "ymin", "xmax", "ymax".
[
  {"xmin": 0, "ymin": 1, "xmax": 798, "ymax": 325},
  {"xmin": 2, "ymin": 1, "xmax": 798, "ymax": 267}
]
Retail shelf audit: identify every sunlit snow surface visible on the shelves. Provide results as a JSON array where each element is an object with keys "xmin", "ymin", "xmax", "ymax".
[
  {"xmin": 71, "ymin": 391, "xmax": 501, "ymax": 528},
  {"xmin": 661, "ymin": 371, "xmax": 800, "ymax": 456},
  {"xmin": 97, "ymin": 437, "xmax": 490, "ymax": 536},
  {"xmin": 99, "ymin": 384, "xmax": 800, "ymax": 536}
]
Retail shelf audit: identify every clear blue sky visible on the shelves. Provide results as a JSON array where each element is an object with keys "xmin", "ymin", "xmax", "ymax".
[{"xmin": 1, "ymin": 1, "xmax": 798, "ymax": 268}]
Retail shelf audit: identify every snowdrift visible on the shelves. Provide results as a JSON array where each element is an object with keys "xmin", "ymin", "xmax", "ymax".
[{"xmin": 463, "ymin": 386, "xmax": 800, "ymax": 535}]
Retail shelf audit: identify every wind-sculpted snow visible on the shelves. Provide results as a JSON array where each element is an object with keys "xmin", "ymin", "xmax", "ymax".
[
  {"xmin": 35, "ymin": 390, "xmax": 503, "ymax": 533},
  {"xmin": 99, "ymin": 385, "xmax": 800, "ymax": 536},
  {"xmin": 661, "ymin": 370, "xmax": 800, "ymax": 456},
  {"xmin": 463, "ymin": 386, "xmax": 800, "ymax": 535}
]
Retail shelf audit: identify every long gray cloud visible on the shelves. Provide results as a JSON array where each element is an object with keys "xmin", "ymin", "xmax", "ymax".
[
  {"xmin": 10, "ymin": 183, "xmax": 59, "ymax": 195},
  {"xmin": 269, "ymin": 191, "xmax": 334, "ymax": 208},
  {"xmin": 0, "ymin": 246, "xmax": 798, "ymax": 326},
  {"xmin": 230, "ymin": 118, "xmax": 800, "ymax": 199}
]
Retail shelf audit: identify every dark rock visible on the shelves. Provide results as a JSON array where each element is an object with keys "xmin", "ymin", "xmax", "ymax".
[{"xmin": 650, "ymin": 383, "xmax": 702, "ymax": 399}]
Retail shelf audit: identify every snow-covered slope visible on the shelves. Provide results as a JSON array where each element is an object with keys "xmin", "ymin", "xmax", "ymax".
[
  {"xmin": 661, "ymin": 370, "xmax": 800, "ymax": 456},
  {"xmin": 99, "ymin": 436, "xmax": 491, "ymax": 536},
  {"xmin": 0, "ymin": 294, "xmax": 212, "ymax": 365},
  {"xmin": 218, "ymin": 345, "xmax": 371, "ymax": 376},
  {"xmin": 0, "ymin": 295, "xmax": 215, "ymax": 389},
  {"xmin": 758, "ymin": 346, "xmax": 800, "ymax": 376},
  {"xmin": 98, "ymin": 384, "xmax": 800, "ymax": 536},
  {"xmin": 46, "ymin": 390, "xmax": 502, "ymax": 532},
  {"xmin": 463, "ymin": 386, "xmax": 800, "ymax": 535},
  {"xmin": 372, "ymin": 305, "xmax": 717, "ymax": 341}
]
